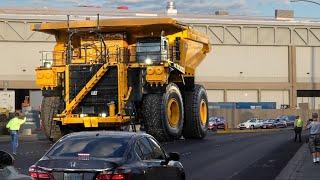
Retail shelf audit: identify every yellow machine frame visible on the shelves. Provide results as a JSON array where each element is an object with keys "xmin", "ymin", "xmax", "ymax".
[{"xmin": 33, "ymin": 17, "xmax": 211, "ymax": 128}]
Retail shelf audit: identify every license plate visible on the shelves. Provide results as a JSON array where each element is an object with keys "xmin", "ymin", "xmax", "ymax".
[{"xmin": 64, "ymin": 173, "xmax": 83, "ymax": 180}]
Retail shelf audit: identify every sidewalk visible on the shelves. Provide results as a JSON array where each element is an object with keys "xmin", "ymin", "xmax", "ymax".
[{"xmin": 276, "ymin": 143, "xmax": 320, "ymax": 180}]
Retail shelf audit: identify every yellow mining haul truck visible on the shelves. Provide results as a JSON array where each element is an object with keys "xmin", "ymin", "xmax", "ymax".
[{"xmin": 32, "ymin": 17, "xmax": 211, "ymax": 141}]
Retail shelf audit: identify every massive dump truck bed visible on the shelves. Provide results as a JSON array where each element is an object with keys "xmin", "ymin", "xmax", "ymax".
[
  {"xmin": 32, "ymin": 17, "xmax": 210, "ymax": 70},
  {"xmin": 32, "ymin": 18, "xmax": 210, "ymax": 52},
  {"xmin": 32, "ymin": 18, "xmax": 185, "ymax": 31}
]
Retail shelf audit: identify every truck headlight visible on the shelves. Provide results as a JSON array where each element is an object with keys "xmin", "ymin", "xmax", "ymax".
[
  {"xmin": 44, "ymin": 62, "xmax": 52, "ymax": 68},
  {"xmin": 101, "ymin": 112, "xmax": 107, "ymax": 117},
  {"xmin": 145, "ymin": 58, "xmax": 152, "ymax": 65}
]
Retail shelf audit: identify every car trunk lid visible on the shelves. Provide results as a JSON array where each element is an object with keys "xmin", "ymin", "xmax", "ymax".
[
  {"xmin": 37, "ymin": 157, "xmax": 121, "ymax": 170},
  {"xmin": 36, "ymin": 158, "xmax": 122, "ymax": 179}
]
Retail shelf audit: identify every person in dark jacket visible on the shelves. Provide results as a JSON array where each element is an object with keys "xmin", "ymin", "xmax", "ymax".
[
  {"xmin": 306, "ymin": 119, "xmax": 313, "ymax": 143},
  {"xmin": 307, "ymin": 113, "xmax": 320, "ymax": 164}
]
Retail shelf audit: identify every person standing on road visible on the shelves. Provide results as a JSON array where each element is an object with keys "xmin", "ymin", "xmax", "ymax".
[
  {"xmin": 294, "ymin": 115, "xmax": 304, "ymax": 143},
  {"xmin": 307, "ymin": 113, "xmax": 320, "ymax": 164},
  {"xmin": 5, "ymin": 113, "xmax": 26, "ymax": 155},
  {"xmin": 305, "ymin": 119, "xmax": 313, "ymax": 143}
]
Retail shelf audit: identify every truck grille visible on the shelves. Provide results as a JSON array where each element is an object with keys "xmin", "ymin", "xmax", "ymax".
[{"xmin": 69, "ymin": 65, "xmax": 118, "ymax": 115}]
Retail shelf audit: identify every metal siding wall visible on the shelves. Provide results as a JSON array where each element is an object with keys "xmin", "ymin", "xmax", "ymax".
[
  {"xmin": 226, "ymin": 90, "xmax": 258, "ymax": 102},
  {"xmin": 297, "ymin": 97, "xmax": 320, "ymax": 109},
  {"xmin": 260, "ymin": 90, "xmax": 289, "ymax": 109},
  {"xmin": 198, "ymin": 24, "xmax": 320, "ymax": 46},
  {"xmin": 196, "ymin": 45, "xmax": 288, "ymax": 82},
  {"xmin": 0, "ymin": 42, "xmax": 55, "ymax": 81},
  {"xmin": 0, "ymin": 20, "xmax": 55, "ymax": 42},
  {"xmin": 296, "ymin": 47, "xmax": 320, "ymax": 83},
  {"xmin": 316, "ymin": 98, "xmax": 320, "ymax": 109},
  {"xmin": 207, "ymin": 90, "xmax": 224, "ymax": 103}
]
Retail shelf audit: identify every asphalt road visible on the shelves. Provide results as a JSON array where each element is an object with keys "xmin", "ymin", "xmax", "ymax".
[
  {"xmin": 164, "ymin": 129, "xmax": 304, "ymax": 180},
  {"xmin": 0, "ymin": 129, "xmax": 303, "ymax": 180}
]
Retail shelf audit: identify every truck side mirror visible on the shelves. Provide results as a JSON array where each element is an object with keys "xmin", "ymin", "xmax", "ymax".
[
  {"xmin": 175, "ymin": 37, "xmax": 181, "ymax": 61},
  {"xmin": 0, "ymin": 151, "xmax": 14, "ymax": 169}
]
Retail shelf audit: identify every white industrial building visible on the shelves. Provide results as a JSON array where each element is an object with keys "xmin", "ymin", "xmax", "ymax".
[{"xmin": 0, "ymin": 7, "xmax": 320, "ymax": 109}]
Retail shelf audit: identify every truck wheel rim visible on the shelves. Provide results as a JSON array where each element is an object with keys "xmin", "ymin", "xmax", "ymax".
[
  {"xmin": 200, "ymin": 99, "xmax": 207, "ymax": 125},
  {"xmin": 167, "ymin": 98, "xmax": 180, "ymax": 128}
]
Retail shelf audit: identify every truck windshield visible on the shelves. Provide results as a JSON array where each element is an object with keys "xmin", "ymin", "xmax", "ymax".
[
  {"xmin": 137, "ymin": 42, "xmax": 161, "ymax": 52},
  {"xmin": 136, "ymin": 38, "xmax": 161, "ymax": 63}
]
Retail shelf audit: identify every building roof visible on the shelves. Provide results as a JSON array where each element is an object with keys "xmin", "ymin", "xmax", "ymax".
[{"xmin": 1, "ymin": 7, "xmax": 320, "ymax": 27}]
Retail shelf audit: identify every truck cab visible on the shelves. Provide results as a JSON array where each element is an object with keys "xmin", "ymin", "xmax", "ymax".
[{"xmin": 136, "ymin": 36, "xmax": 169, "ymax": 64}]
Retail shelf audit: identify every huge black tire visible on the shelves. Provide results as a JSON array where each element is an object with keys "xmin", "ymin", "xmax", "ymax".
[
  {"xmin": 183, "ymin": 84, "xmax": 208, "ymax": 139},
  {"xmin": 41, "ymin": 97, "xmax": 63, "ymax": 141},
  {"xmin": 142, "ymin": 83, "xmax": 184, "ymax": 142}
]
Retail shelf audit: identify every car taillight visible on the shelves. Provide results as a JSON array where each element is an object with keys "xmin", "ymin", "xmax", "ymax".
[
  {"xmin": 96, "ymin": 172, "xmax": 112, "ymax": 180},
  {"xmin": 29, "ymin": 165, "xmax": 53, "ymax": 180},
  {"xmin": 96, "ymin": 173, "xmax": 127, "ymax": 180},
  {"xmin": 111, "ymin": 173, "xmax": 126, "ymax": 180},
  {"xmin": 96, "ymin": 168, "xmax": 131, "ymax": 180}
]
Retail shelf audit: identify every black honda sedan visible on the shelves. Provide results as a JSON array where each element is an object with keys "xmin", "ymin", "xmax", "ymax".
[{"xmin": 29, "ymin": 131, "xmax": 185, "ymax": 180}]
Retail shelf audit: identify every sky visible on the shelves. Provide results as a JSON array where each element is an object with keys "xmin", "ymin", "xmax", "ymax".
[{"xmin": 0, "ymin": 0, "xmax": 320, "ymax": 18}]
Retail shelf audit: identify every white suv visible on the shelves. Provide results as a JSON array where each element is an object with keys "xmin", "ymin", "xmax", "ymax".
[{"xmin": 238, "ymin": 118, "xmax": 263, "ymax": 129}]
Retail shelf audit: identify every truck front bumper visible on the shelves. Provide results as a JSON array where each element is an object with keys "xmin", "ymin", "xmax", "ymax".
[{"xmin": 53, "ymin": 116, "xmax": 132, "ymax": 128}]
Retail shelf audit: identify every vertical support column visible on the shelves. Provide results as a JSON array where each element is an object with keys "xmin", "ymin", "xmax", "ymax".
[
  {"xmin": 117, "ymin": 64, "xmax": 128, "ymax": 115},
  {"xmin": 311, "ymin": 47, "xmax": 316, "ymax": 109},
  {"xmin": 223, "ymin": 89, "xmax": 227, "ymax": 102},
  {"xmin": 65, "ymin": 65, "xmax": 70, "ymax": 105},
  {"xmin": 258, "ymin": 89, "xmax": 261, "ymax": 102},
  {"xmin": 289, "ymin": 46, "xmax": 297, "ymax": 108}
]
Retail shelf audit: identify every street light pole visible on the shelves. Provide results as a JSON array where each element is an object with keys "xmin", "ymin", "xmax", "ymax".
[{"xmin": 290, "ymin": 0, "xmax": 320, "ymax": 6}]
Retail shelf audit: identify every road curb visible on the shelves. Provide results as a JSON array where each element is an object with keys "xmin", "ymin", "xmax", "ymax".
[
  {"xmin": 275, "ymin": 143, "xmax": 307, "ymax": 180},
  {"xmin": 216, "ymin": 128, "xmax": 283, "ymax": 134}
]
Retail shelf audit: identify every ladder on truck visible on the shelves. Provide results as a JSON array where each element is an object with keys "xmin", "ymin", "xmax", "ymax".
[{"xmin": 62, "ymin": 64, "xmax": 110, "ymax": 115}]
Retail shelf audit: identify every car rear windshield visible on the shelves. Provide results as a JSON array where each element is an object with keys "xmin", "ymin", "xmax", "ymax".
[{"xmin": 47, "ymin": 137, "xmax": 129, "ymax": 159}]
